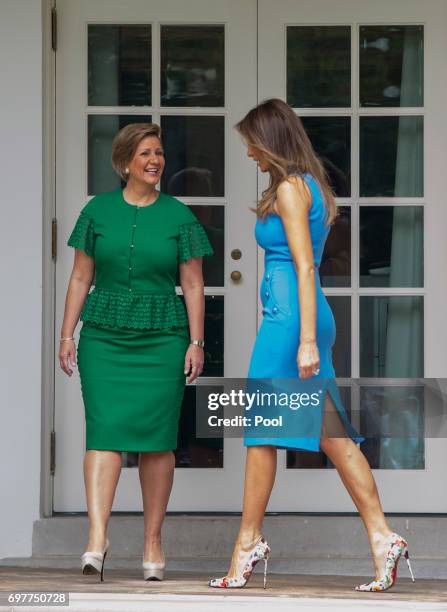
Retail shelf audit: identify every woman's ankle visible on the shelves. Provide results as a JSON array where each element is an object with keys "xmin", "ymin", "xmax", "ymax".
[
  {"xmin": 144, "ymin": 534, "xmax": 162, "ymax": 545},
  {"xmin": 237, "ymin": 528, "xmax": 262, "ymax": 549},
  {"xmin": 369, "ymin": 528, "xmax": 394, "ymax": 545},
  {"xmin": 86, "ymin": 527, "xmax": 108, "ymax": 550}
]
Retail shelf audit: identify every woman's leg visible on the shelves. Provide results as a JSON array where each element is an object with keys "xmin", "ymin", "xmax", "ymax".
[
  {"xmin": 84, "ymin": 450, "xmax": 122, "ymax": 551},
  {"xmin": 139, "ymin": 451, "xmax": 175, "ymax": 563},
  {"xmin": 225, "ymin": 445, "xmax": 277, "ymax": 577},
  {"xmin": 319, "ymin": 393, "xmax": 393, "ymax": 579}
]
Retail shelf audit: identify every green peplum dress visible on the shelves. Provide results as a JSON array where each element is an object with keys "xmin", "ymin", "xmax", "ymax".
[{"xmin": 67, "ymin": 189, "xmax": 213, "ymax": 452}]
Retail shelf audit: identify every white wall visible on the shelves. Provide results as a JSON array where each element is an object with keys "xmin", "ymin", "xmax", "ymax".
[{"xmin": 0, "ymin": 0, "xmax": 42, "ymax": 558}]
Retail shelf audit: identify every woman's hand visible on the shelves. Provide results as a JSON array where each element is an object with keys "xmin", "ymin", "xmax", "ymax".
[
  {"xmin": 59, "ymin": 339, "xmax": 77, "ymax": 376},
  {"xmin": 184, "ymin": 345, "xmax": 204, "ymax": 383},
  {"xmin": 297, "ymin": 340, "xmax": 320, "ymax": 379}
]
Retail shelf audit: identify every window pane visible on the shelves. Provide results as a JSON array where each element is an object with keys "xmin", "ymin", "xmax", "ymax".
[
  {"xmin": 175, "ymin": 206, "xmax": 224, "ymax": 287},
  {"xmin": 327, "ymin": 296, "xmax": 351, "ymax": 377},
  {"xmin": 161, "ymin": 116, "xmax": 224, "ymax": 197},
  {"xmin": 302, "ymin": 117, "xmax": 351, "ymax": 197},
  {"xmin": 179, "ymin": 294, "xmax": 223, "ymax": 377},
  {"xmin": 176, "ymin": 386, "xmax": 223, "ymax": 468},
  {"xmin": 320, "ymin": 206, "xmax": 351, "ymax": 287},
  {"xmin": 360, "ymin": 386, "xmax": 424, "ymax": 469},
  {"xmin": 360, "ymin": 25, "xmax": 423, "ymax": 107},
  {"xmin": 88, "ymin": 25, "xmax": 151, "ymax": 106},
  {"xmin": 287, "ymin": 26, "xmax": 351, "ymax": 108},
  {"xmin": 161, "ymin": 25, "xmax": 225, "ymax": 107},
  {"xmin": 190, "ymin": 206, "xmax": 224, "ymax": 287},
  {"xmin": 88, "ymin": 114, "xmax": 151, "ymax": 195},
  {"xmin": 360, "ymin": 206, "xmax": 423, "ymax": 287},
  {"xmin": 203, "ymin": 295, "xmax": 224, "ymax": 377},
  {"xmin": 360, "ymin": 296, "xmax": 424, "ymax": 377},
  {"xmin": 360, "ymin": 116, "xmax": 423, "ymax": 197},
  {"xmin": 121, "ymin": 452, "xmax": 139, "ymax": 468}
]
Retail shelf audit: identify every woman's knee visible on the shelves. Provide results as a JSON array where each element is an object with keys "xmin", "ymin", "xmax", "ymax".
[{"xmin": 320, "ymin": 435, "xmax": 350, "ymax": 454}]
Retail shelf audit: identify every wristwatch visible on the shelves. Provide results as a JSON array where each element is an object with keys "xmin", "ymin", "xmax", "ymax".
[{"xmin": 190, "ymin": 339, "xmax": 205, "ymax": 348}]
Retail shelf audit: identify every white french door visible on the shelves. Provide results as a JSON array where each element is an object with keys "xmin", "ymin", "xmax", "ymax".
[
  {"xmin": 259, "ymin": 0, "xmax": 447, "ymax": 511},
  {"xmin": 54, "ymin": 0, "xmax": 447, "ymax": 513},
  {"xmin": 54, "ymin": 0, "xmax": 258, "ymax": 511}
]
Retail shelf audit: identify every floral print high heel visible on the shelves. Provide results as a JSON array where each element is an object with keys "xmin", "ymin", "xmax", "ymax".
[
  {"xmin": 355, "ymin": 533, "xmax": 415, "ymax": 592},
  {"xmin": 208, "ymin": 536, "xmax": 270, "ymax": 589}
]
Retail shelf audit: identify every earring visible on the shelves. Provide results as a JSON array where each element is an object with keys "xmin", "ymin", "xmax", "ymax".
[{"xmin": 125, "ymin": 167, "xmax": 129, "ymax": 174}]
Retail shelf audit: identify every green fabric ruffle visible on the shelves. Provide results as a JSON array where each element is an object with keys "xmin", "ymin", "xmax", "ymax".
[
  {"xmin": 80, "ymin": 287, "xmax": 188, "ymax": 330},
  {"xmin": 178, "ymin": 221, "xmax": 214, "ymax": 263},
  {"xmin": 67, "ymin": 212, "xmax": 95, "ymax": 257}
]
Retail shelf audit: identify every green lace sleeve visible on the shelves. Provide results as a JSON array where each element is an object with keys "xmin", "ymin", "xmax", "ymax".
[
  {"xmin": 178, "ymin": 221, "xmax": 214, "ymax": 263},
  {"xmin": 67, "ymin": 211, "xmax": 95, "ymax": 257}
]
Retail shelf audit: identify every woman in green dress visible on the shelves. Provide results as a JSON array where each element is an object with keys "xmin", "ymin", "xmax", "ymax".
[{"xmin": 58, "ymin": 123, "xmax": 213, "ymax": 581}]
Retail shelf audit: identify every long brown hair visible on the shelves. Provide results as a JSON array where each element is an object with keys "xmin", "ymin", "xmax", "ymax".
[{"xmin": 235, "ymin": 99, "xmax": 337, "ymax": 225}]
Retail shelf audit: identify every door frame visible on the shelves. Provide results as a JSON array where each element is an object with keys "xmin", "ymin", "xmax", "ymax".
[
  {"xmin": 258, "ymin": 0, "xmax": 447, "ymax": 511},
  {"xmin": 51, "ymin": 0, "xmax": 259, "ymax": 512},
  {"xmin": 42, "ymin": 0, "xmax": 447, "ymax": 514},
  {"xmin": 41, "ymin": 0, "xmax": 57, "ymax": 518}
]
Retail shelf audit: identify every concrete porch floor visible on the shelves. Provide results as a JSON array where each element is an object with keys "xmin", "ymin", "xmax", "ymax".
[{"xmin": 0, "ymin": 567, "xmax": 445, "ymax": 603}]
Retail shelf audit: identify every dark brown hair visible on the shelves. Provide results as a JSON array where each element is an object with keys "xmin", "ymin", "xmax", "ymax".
[
  {"xmin": 111, "ymin": 123, "xmax": 162, "ymax": 181},
  {"xmin": 235, "ymin": 99, "xmax": 337, "ymax": 225}
]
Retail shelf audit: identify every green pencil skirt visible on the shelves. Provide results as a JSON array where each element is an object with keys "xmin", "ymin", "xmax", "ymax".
[{"xmin": 77, "ymin": 322, "xmax": 189, "ymax": 452}]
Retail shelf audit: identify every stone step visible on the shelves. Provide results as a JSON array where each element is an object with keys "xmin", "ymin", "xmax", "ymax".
[{"xmin": 2, "ymin": 515, "xmax": 444, "ymax": 577}]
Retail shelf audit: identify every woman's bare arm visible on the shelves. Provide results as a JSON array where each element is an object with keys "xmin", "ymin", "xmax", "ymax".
[
  {"xmin": 179, "ymin": 257, "xmax": 205, "ymax": 383},
  {"xmin": 59, "ymin": 250, "xmax": 95, "ymax": 375},
  {"xmin": 275, "ymin": 176, "xmax": 320, "ymax": 379}
]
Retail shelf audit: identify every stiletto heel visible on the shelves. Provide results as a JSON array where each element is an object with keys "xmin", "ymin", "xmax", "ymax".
[
  {"xmin": 404, "ymin": 549, "xmax": 415, "ymax": 582},
  {"xmin": 209, "ymin": 536, "xmax": 270, "ymax": 589},
  {"xmin": 81, "ymin": 539, "xmax": 110, "ymax": 582},
  {"xmin": 263, "ymin": 556, "xmax": 268, "ymax": 589},
  {"xmin": 100, "ymin": 550, "xmax": 107, "ymax": 582},
  {"xmin": 355, "ymin": 533, "xmax": 415, "ymax": 592}
]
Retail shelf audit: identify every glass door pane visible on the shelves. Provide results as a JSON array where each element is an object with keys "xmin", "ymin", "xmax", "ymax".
[
  {"xmin": 55, "ymin": 0, "xmax": 257, "ymax": 511},
  {"xmin": 258, "ymin": 0, "xmax": 447, "ymax": 511}
]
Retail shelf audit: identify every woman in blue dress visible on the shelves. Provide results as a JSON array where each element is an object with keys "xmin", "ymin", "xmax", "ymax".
[{"xmin": 209, "ymin": 99, "xmax": 414, "ymax": 592}]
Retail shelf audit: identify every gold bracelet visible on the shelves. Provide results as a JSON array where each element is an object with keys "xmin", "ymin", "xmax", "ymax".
[{"xmin": 60, "ymin": 336, "xmax": 75, "ymax": 342}]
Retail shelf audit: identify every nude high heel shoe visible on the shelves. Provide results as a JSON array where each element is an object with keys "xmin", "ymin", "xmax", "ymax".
[
  {"xmin": 142, "ymin": 552, "xmax": 165, "ymax": 581},
  {"xmin": 81, "ymin": 538, "xmax": 110, "ymax": 582},
  {"xmin": 355, "ymin": 533, "xmax": 415, "ymax": 592},
  {"xmin": 208, "ymin": 536, "xmax": 270, "ymax": 589},
  {"xmin": 143, "ymin": 561, "xmax": 165, "ymax": 581}
]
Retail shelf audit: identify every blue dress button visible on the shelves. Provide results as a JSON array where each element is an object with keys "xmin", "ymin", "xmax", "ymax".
[
  {"xmin": 265, "ymin": 274, "xmax": 270, "ymax": 281},
  {"xmin": 272, "ymin": 306, "xmax": 279, "ymax": 314},
  {"xmin": 265, "ymin": 291, "xmax": 270, "ymax": 298}
]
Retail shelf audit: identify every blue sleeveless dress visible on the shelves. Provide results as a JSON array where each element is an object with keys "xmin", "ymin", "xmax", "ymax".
[{"xmin": 244, "ymin": 174, "xmax": 363, "ymax": 452}]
